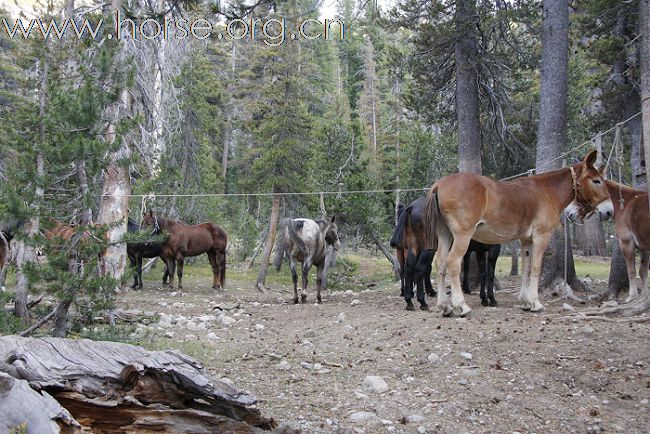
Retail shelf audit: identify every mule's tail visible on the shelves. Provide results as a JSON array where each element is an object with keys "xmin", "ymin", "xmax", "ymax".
[
  {"xmin": 390, "ymin": 205, "xmax": 411, "ymax": 248},
  {"xmin": 288, "ymin": 219, "xmax": 308, "ymax": 257},
  {"xmin": 424, "ymin": 187, "xmax": 441, "ymax": 251}
]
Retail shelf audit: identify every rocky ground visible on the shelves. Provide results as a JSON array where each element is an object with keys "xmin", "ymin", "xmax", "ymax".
[{"xmin": 118, "ymin": 266, "xmax": 650, "ymax": 434}]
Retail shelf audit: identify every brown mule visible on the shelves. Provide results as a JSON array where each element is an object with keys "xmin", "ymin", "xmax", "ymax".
[
  {"xmin": 596, "ymin": 181, "xmax": 650, "ymax": 302},
  {"xmin": 425, "ymin": 150, "xmax": 609, "ymax": 316},
  {"xmin": 141, "ymin": 211, "xmax": 227, "ymax": 290}
]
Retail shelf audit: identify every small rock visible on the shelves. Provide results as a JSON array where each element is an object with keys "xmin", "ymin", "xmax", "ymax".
[
  {"xmin": 354, "ymin": 391, "xmax": 369, "ymax": 400},
  {"xmin": 417, "ymin": 427, "xmax": 427, "ymax": 434},
  {"xmin": 195, "ymin": 322, "xmax": 207, "ymax": 331},
  {"xmin": 221, "ymin": 316, "xmax": 236, "ymax": 326},
  {"xmin": 351, "ymin": 299, "xmax": 361, "ymax": 306},
  {"xmin": 562, "ymin": 303, "xmax": 575, "ymax": 312},
  {"xmin": 313, "ymin": 363, "xmax": 323, "ymax": 370},
  {"xmin": 343, "ymin": 325, "xmax": 354, "ymax": 332},
  {"xmin": 301, "ymin": 362, "xmax": 314, "ymax": 370},
  {"xmin": 163, "ymin": 331, "xmax": 174, "ymax": 338},
  {"xmin": 583, "ymin": 325, "xmax": 594, "ymax": 334},
  {"xmin": 641, "ymin": 398, "xmax": 649, "ymax": 405},
  {"xmin": 276, "ymin": 360, "xmax": 292, "ymax": 371},
  {"xmin": 317, "ymin": 369, "xmax": 331, "ymax": 374},
  {"xmin": 255, "ymin": 324, "xmax": 265, "ymax": 331},
  {"xmin": 363, "ymin": 375, "xmax": 389, "ymax": 394},
  {"xmin": 459, "ymin": 378, "xmax": 468, "ymax": 385},
  {"xmin": 380, "ymin": 419, "xmax": 393, "ymax": 426},
  {"xmin": 207, "ymin": 332, "xmax": 219, "ymax": 340},
  {"xmin": 184, "ymin": 334, "xmax": 197, "ymax": 341},
  {"xmin": 460, "ymin": 368, "xmax": 479, "ymax": 378},
  {"xmin": 304, "ymin": 330, "xmax": 316, "ymax": 338},
  {"xmin": 460, "ymin": 352, "xmax": 472, "ymax": 360},
  {"xmin": 406, "ymin": 414, "xmax": 426, "ymax": 423},
  {"xmin": 349, "ymin": 411, "xmax": 377, "ymax": 423},
  {"xmin": 427, "ymin": 353, "xmax": 440, "ymax": 364},
  {"xmin": 603, "ymin": 300, "xmax": 618, "ymax": 308},
  {"xmin": 337, "ymin": 312, "xmax": 346, "ymax": 323}
]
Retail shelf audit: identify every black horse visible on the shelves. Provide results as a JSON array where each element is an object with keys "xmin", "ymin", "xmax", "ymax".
[
  {"xmin": 127, "ymin": 218, "xmax": 168, "ymax": 289},
  {"xmin": 462, "ymin": 240, "xmax": 501, "ymax": 307},
  {"xmin": 390, "ymin": 198, "xmax": 436, "ymax": 311}
]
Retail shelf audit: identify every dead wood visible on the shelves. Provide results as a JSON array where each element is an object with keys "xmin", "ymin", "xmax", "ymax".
[{"xmin": 0, "ymin": 336, "xmax": 288, "ymax": 433}]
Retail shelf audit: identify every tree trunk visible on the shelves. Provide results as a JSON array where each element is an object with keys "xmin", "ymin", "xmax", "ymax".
[
  {"xmin": 76, "ymin": 160, "xmax": 92, "ymax": 225},
  {"xmin": 510, "ymin": 240, "xmax": 519, "ymax": 276},
  {"xmin": 0, "ymin": 336, "xmax": 279, "ymax": 433},
  {"xmin": 535, "ymin": 0, "xmax": 581, "ymax": 290},
  {"xmin": 455, "ymin": 0, "xmax": 482, "ymax": 174},
  {"xmin": 371, "ymin": 234, "xmax": 400, "ymax": 281},
  {"xmin": 574, "ymin": 135, "xmax": 606, "ymax": 255},
  {"xmin": 637, "ymin": 0, "xmax": 650, "ymax": 304},
  {"xmin": 97, "ymin": 88, "xmax": 131, "ymax": 287},
  {"xmin": 255, "ymin": 194, "xmax": 281, "ymax": 290}
]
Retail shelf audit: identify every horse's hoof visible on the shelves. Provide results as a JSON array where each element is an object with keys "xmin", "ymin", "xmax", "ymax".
[
  {"xmin": 441, "ymin": 306, "xmax": 454, "ymax": 317},
  {"xmin": 459, "ymin": 306, "xmax": 472, "ymax": 317},
  {"xmin": 293, "ymin": 298, "xmax": 299, "ymax": 304},
  {"xmin": 489, "ymin": 300, "xmax": 498, "ymax": 307},
  {"xmin": 420, "ymin": 304, "xmax": 430, "ymax": 311},
  {"xmin": 317, "ymin": 297, "xmax": 322, "ymax": 304},
  {"xmin": 529, "ymin": 302, "xmax": 544, "ymax": 312},
  {"xmin": 406, "ymin": 303, "xmax": 415, "ymax": 311},
  {"xmin": 481, "ymin": 299, "xmax": 489, "ymax": 306}
]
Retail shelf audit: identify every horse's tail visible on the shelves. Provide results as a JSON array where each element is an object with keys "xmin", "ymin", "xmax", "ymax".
[
  {"xmin": 424, "ymin": 186, "xmax": 440, "ymax": 251},
  {"xmin": 390, "ymin": 205, "xmax": 411, "ymax": 248},
  {"xmin": 288, "ymin": 219, "xmax": 308, "ymax": 257}
]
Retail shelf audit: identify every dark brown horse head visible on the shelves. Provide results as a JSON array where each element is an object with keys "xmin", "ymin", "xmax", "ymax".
[
  {"xmin": 565, "ymin": 150, "xmax": 609, "ymax": 222},
  {"xmin": 141, "ymin": 210, "xmax": 161, "ymax": 234}
]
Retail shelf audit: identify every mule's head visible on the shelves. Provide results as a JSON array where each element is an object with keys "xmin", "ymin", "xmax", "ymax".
[
  {"xmin": 564, "ymin": 150, "xmax": 609, "ymax": 223},
  {"xmin": 596, "ymin": 198, "xmax": 614, "ymax": 221},
  {"xmin": 141, "ymin": 210, "xmax": 161, "ymax": 235},
  {"xmin": 322, "ymin": 215, "xmax": 341, "ymax": 251}
]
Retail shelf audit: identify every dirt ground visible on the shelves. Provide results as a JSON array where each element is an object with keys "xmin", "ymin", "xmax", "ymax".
[{"xmin": 120, "ymin": 264, "xmax": 650, "ymax": 434}]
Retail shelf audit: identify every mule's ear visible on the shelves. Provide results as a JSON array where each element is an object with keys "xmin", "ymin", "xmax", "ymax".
[
  {"xmin": 331, "ymin": 215, "xmax": 336, "ymax": 223},
  {"xmin": 583, "ymin": 149, "xmax": 598, "ymax": 167},
  {"xmin": 598, "ymin": 164, "xmax": 606, "ymax": 177}
]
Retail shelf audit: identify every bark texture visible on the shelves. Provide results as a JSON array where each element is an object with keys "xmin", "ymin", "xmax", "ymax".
[
  {"xmin": 455, "ymin": 0, "xmax": 482, "ymax": 174},
  {"xmin": 256, "ymin": 194, "xmax": 281, "ymax": 290},
  {"xmin": 0, "ymin": 336, "xmax": 283, "ymax": 433}
]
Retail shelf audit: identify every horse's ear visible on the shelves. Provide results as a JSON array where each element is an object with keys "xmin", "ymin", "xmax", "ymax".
[
  {"xmin": 331, "ymin": 215, "xmax": 336, "ymax": 223},
  {"xmin": 583, "ymin": 149, "xmax": 598, "ymax": 167},
  {"xmin": 598, "ymin": 164, "xmax": 606, "ymax": 177}
]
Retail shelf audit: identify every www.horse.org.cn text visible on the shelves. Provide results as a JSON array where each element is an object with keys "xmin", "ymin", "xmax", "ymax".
[{"xmin": 1, "ymin": 10, "xmax": 346, "ymax": 46}]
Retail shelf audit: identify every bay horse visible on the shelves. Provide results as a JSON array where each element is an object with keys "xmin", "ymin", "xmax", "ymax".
[
  {"xmin": 127, "ymin": 218, "xmax": 169, "ymax": 289},
  {"xmin": 596, "ymin": 180, "xmax": 649, "ymax": 302},
  {"xmin": 462, "ymin": 240, "xmax": 502, "ymax": 307},
  {"xmin": 426, "ymin": 150, "xmax": 609, "ymax": 316},
  {"xmin": 141, "ymin": 211, "xmax": 227, "ymax": 290},
  {"xmin": 390, "ymin": 198, "xmax": 436, "ymax": 311},
  {"xmin": 279, "ymin": 216, "xmax": 340, "ymax": 304}
]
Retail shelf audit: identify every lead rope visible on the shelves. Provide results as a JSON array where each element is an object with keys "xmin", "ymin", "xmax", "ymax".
[{"xmin": 613, "ymin": 125, "xmax": 625, "ymax": 210}]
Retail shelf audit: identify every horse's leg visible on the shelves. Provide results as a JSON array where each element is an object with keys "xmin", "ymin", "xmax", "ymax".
[
  {"xmin": 445, "ymin": 234, "xmax": 472, "ymax": 317},
  {"xmin": 462, "ymin": 250, "xmax": 471, "ymax": 294},
  {"xmin": 423, "ymin": 251, "xmax": 436, "ymax": 297},
  {"xmin": 518, "ymin": 240, "xmax": 532, "ymax": 308},
  {"xmin": 217, "ymin": 250, "xmax": 226, "ymax": 289},
  {"xmin": 300, "ymin": 259, "xmax": 312, "ymax": 303},
  {"xmin": 162, "ymin": 259, "xmax": 170, "ymax": 284},
  {"xmin": 487, "ymin": 247, "xmax": 499, "ymax": 306},
  {"xmin": 166, "ymin": 256, "xmax": 176, "ymax": 287},
  {"xmin": 477, "ymin": 251, "xmax": 488, "ymax": 306},
  {"xmin": 435, "ymin": 236, "xmax": 453, "ymax": 315},
  {"xmin": 640, "ymin": 251, "xmax": 649, "ymax": 297},
  {"xmin": 397, "ymin": 248, "xmax": 405, "ymax": 296},
  {"xmin": 207, "ymin": 251, "xmax": 220, "ymax": 290},
  {"xmin": 136, "ymin": 254, "xmax": 143, "ymax": 289},
  {"xmin": 620, "ymin": 239, "xmax": 639, "ymax": 302},
  {"xmin": 404, "ymin": 251, "xmax": 417, "ymax": 311},
  {"xmin": 289, "ymin": 257, "xmax": 299, "ymax": 304},
  {"xmin": 414, "ymin": 252, "xmax": 429, "ymax": 311},
  {"xmin": 316, "ymin": 262, "xmax": 324, "ymax": 304},
  {"xmin": 176, "ymin": 256, "xmax": 184, "ymax": 290},
  {"xmin": 523, "ymin": 234, "xmax": 552, "ymax": 312}
]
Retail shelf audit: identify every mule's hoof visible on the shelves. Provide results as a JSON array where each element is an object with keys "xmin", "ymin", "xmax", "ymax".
[
  {"xmin": 481, "ymin": 299, "xmax": 489, "ymax": 307},
  {"xmin": 420, "ymin": 304, "xmax": 430, "ymax": 311},
  {"xmin": 300, "ymin": 294, "xmax": 307, "ymax": 303},
  {"xmin": 293, "ymin": 298, "xmax": 299, "ymax": 304},
  {"xmin": 529, "ymin": 301, "xmax": 544, "ymax": 312},
  {"xmin": 406, "ymin": 303, "xmax": 415, "ymax": 311},
  {"xmin": 441, "ymin": 306, "xmax": 454, "ymax": 317},
  {"xmin": 317, "ymin": 297, "xmax": 322, "ymax": 304},
  {"xmin": 489, "ymin": 300, "xmax": 498, "ymax": 307},
  {"xmin": 463, "ymin": 289, "xmax": 472, "ymax": 294},
  {"xmin": 427, "ymin": 291, "xmax": 437, "ymax": 297}
]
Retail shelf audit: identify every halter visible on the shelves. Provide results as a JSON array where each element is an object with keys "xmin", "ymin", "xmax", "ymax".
[
  {"xmin": 149, "ymin": 216, "xmax": 161, "ymax": 236},
  {"xmin": 569, "ymin": 166, "xmax": 595, "ymax": 221}
]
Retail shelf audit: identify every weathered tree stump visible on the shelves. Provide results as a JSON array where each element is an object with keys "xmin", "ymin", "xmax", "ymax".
[{"xmin": 0, "ymin": 336, "xmax": 286, "ymax": 433}]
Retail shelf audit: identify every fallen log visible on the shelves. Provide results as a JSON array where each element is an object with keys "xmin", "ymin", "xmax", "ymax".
[{"xmin": 0, "ymin": 336, "xmax": 286, "ymax": 433}]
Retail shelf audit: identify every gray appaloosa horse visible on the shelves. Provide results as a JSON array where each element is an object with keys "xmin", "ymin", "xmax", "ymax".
[{"xmin": 277, "ymin": 216, "xmax": 340, "ymax": 304}]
